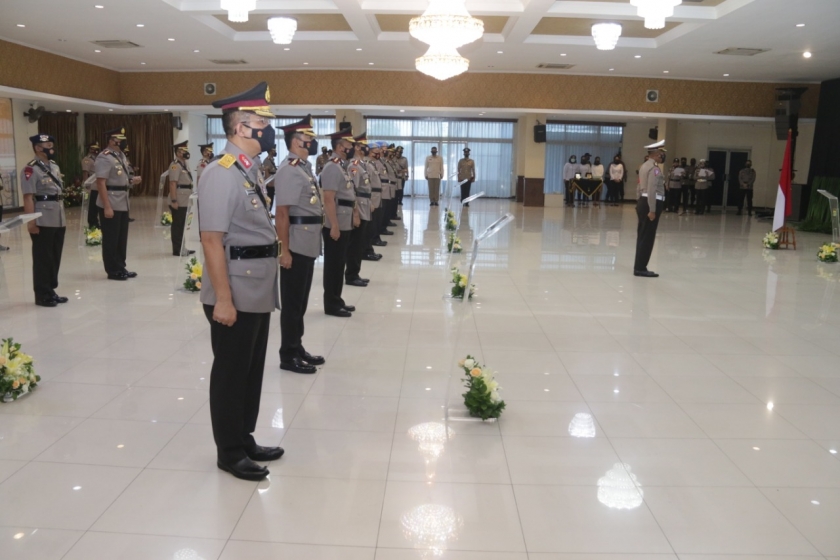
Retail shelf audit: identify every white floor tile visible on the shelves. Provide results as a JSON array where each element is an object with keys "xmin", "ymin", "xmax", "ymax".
[
  {"xmin": 62, "ymin": 532, "xmax": 226, "ymax": 560},
  {"xmin": 760, "ymin": 487, "xmax": 840, "ymax": 557},
  {"xmin": 503, "ymin": 436, "xmax": 621, "ymax": 485},
  {"xmin": 0, "ymin": 527, "xmax": 83, "ymax": 560},
  {"xmin": 716, "ymin": 438, "xmax": 840, "ymax": 487},
  {"xmin": 222, "ymin": 541, "xmax": 375, "ymax": 560},
  {"xmin": 0, "ymin": 414, "xmax": 82, "ymax": 460}
]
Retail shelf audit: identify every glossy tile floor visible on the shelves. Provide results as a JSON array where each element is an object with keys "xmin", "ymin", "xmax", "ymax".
[{"xmin": 1, "ymin": 196, "xmax": 840, "ymax": 560}]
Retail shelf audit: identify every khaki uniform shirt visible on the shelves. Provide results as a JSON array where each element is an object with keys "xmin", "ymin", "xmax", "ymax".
[
  {"xmin": 262, "ymin": 157, "xmax": 277, "ymax": 188},
  {"xmin": 94, "ymin": 149, "xmax": 131, "ymax": 211},
  {"xmin": 739, "ymin": 168, "xmax": 756, "ymax": 189},
  {"xmin": 396, "ymin": 156, "xmax": 409, "ymax": 181},
  {"xmin": 81, "ymin": 155, "xmax": 96, "ymax": 188},
  {"xmin": 168, "ymin": 159, "xmax": 194, "ymax": 206},
  {"xmin": 321, "ymin": 157, "xmax": 356, "ymax": 231},
  {"xmin": 458, "ymin": 157, "xmax": 475, "ymax": 182},
  {"xmin": 197, "ymin": 140, "xmax": 279, "ymax": 314},
  {"xmin": 384, "ymin": 160, "xmax": 398, "ymax": 198},
  {"xmin": 425, "ymin": 155, "xmax": 444, "ymax": 179},
  {"xmin": 275, "ymin": 155, "xmax": 323, "ymax": 259},
  {"xmin": 315, "ymin": 153, "xmax": 329, "ymax": 175},
  {"xmin": 21, "ymin": 158, "xmax": 66, "ymax": 228},
  {"xmin": 373, "ymin": 159, "xmax": 392, "ymax": 200},
  {"xmin": 668, "ymin": 166, "xmax": 685, "ymax": 189},
  {"xmin": 348, "ymin": 158, "xmax": 372, "ymax": 221},
  {"xmin": 694, "ymin": 167, "xmax": 715, "ymax": 190},
  {"xmin": 638, "ymin": 158, "xmax": 665, "ymax": 212},
  {"xmin": 365, "ymin": 158, "xmax": 382, "ymax": 210},
  {"xmin": 196, "ymin": 158, "xmax": 211, "ymax": 185}
]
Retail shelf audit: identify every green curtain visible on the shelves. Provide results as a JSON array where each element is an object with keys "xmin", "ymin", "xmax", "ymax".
[
  {"xmin": 798, "ymin": 176, "xmax": 840, "ymax": 233},
  {"xmin": 38, "ymin": 112, "xmax": 82, "ymax": 187}
]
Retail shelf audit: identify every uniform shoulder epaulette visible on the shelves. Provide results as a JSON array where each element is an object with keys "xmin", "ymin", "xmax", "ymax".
[
  {"xmin": 290, "ymin": 158, "xmax": 303, "ymax": 166},
  {"xmin": 219, "ymin": 154, "xmax": 236, "ymax": 169},
  {"xmin": 27, "ymin": 159, "xmax": 37, "ymax": 166},
  {"xmin": 101, "ymin": 149, "xmax": 113, "ymax": 155},
  {"xmin": 330, "ymin": 157, "xmax": 341, "ymax": 163},
  {"xmin": 170, "ymin": 162, "xmax": 179, "ymax": 170}
]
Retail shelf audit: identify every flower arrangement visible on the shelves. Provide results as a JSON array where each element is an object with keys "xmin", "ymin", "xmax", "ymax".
[
  {"xmin": 1, "ymin": 338, "xmax": 40, "ymax": 402},
  {"xmin": 447, "ymin": 233, "xmax": 462, "ymax": 253},
  {"xmin": 161, "ymin": 211, "xmax": 173, "ymax": 226},
  {"xmin": 445, "ymin": 210, "xmax": 457, "ymax": 232},
  {"xmin": 62, "ymin": 180, "xmax": 84, "ymax": 208},
  {"xmin": 184, "ymin": 257, "xmax": 202, "ymax": 292},
  {"xmin": 763, "ymin": 231, "xmax": 779, "ymax": 250},
  {"xmin": 817, "ymin": 242, "xmax": 839, "ymax": 263},
  {"xmin": 450, "ymin": 267, "xmax": 475, "ymax": 299},
  {"xmin": 458, "ymin": 355, "xmax": 505, "ymax": 420},
  {"xmin": 84, "ymin": 226, "xmax": 102, "ymax": 246}
]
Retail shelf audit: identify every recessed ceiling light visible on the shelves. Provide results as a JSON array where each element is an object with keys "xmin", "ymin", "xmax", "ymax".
[
  {"xmin": 168, "ymin": 38, "xmax": 175, "ymax": 41},
  {"xmin": 73, "ymin": 486, "xmax": 82, "ymax": 490},
  {"xmin": 796, "ymin": 23, "xmax": 805, "ymax": 27},
  {"xmin": 303, "ymin": 62, "xmax": 309, "ymax": 65},
  {"xmin": 16, "ymin": 24, "xmax": 25, "ymax": 27},
  {"xmin": 136, "ymin": 24, "xmax": 144, "ymax": 27},
  {"xmin": 830, "ymin": 449, "xmax": 838, "ymax": 454},
  {"xmin": 66, "ymin": 109, "xmax": 71, "ymax": 112},
  {"xmin": 140, "ymin": 62, "xmax": 146, "ymax": 65},
  {"xmin": 811, "ymin": 500, "xmax": 820, "ymax": 505},
  {"xmin": 368, "ymin": 62, "xmax": 374, "ymax": 65},
  {"xmin": 193, "ymin": 49, "xmax": 199, "ymax": 53},
  {"xmin": 356, "ymin": 48, "xmax": 362, "ymax": 51},
  {"xmin": 95, "ymin": 4, "xmax": 104, "ymax": 8},
  {"xmin": 108, "ymin": 109, "xmax": 113, "ymax": 111},
  {"xmin": 94, "ymin": 49, "xmax": 101, "ymax": 53},
  {"xmin": 560, "ymin": 53, "xmax": 567, "ymax": 56},
  {"xmin": 13, "ymin": 533, "xmax": 24, "ymax": 540},
  {"xmin": 609, "ymin": 68, "xmax": 614, "ymax": 71},
  {"xmin": 497, "ymin": 50, "xmax": 503, "ymax": 54},
  {"xmin": 634, "ymin": 55, "xmax": 641, "ymax": 59},
  {"xmin": 803, "ymin": 51, "xmax": 812, "ymax": 58},
  {"xmin": 663, "ymin": 70, "xmax": 669, "ymax": 73},
  {"xmin": 399, "ymin": 109, "xmax": 405, "ymax": 112},
  {"xmin": 723, "ymin": 73, "xmax": 729, "ymax": 76}
]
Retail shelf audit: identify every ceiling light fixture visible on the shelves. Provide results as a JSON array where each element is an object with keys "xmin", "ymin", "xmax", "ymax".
[
  {"xmin": 796, "ymin": 23, "xmax": 805, "ymax": 27},
  {"xmin": 267, "ymin": 16, "xmax": 297, "ymax": 44},
  {"xmin": 634, "ymin": 54, "xmax": 641, "ymax": 58},
  {"xmin": 415, "ymin": 43, "xmax": 469, "ymax": 81},
  {"xmin": 221, "ymin": 0, "xmax": 255, "ymax": 23},
  {"xmin": 136, "ymin": 23, "xmax": 144, "ymax": 27},
  {"xmin": 94, "ymin": 49, "xmax": 101, "ymax": 52},
  {"xmin": 591, "ymin": 23, "xmax": 622, "ymax": 50},
  {"xmin": 630, "ymin": 0, "xmax": 681, "ymax": 30},
  {"xmin": 803, "ymin": 51, "xmax": 812, "ymax": 58},
  {"xmin": 356, "ymin": 48, "xmax": 363, "ymax": 51},
  {"xmin": 283, "ymin": 47, "xmax": 290, "ymax": 51},
  {"xmin": 723, "ymin": 73, "xmax": 729, "ymax": 76},
  {"xmin": 95, "ymin": 4, "xmax": 104, "ymax": 8},
  {"xmin": 409, "ymin": 0, "xmax": 484, "ymax": 49},
  {"xmin": 663, "ymin": 70, "xmax": 669, "ymax": 73},
  {"xmin": 168, "ymin": 38, "xmax": 175, "ymax": 41},
  {"xmin": 193, "ymin": 49, "xmax": 200, "ymax": 53},
  {"xmin": 368, "ymin": 62, "xmax": 374, "ymax": 65},
  {"xmin": 17, "ymin": 24, "xmax": 25, "ymax": 27}
]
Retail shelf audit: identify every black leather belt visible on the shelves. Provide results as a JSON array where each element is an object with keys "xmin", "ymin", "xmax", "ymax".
[
  {"xmin": 106, "ymin": 186, "xmax": 129, "ymax": 191},
  {"xmin": 356, "ymin": 192, "xmax": 371, "ymax": 199},
  {"xmin": 382, "ymin": 179, "xmax": 395, "ymax": 184},
  {"xmin": 289, "ymin": 215, "xmax": 323, "ymax": 225},
  {"xmin": 34, "ymin": 194, "xmax": 63, "ymax": 202},
  {"xmin": 177, "ymin": 185, "xmax": 193, "ymax": 189},
  {"xmin": 371, "ymin": 187, "xmax": 382, "ymax": 193},
  {"xmin": 229, "ymin": 242, "xmax": 279, "ymax": 260},
  {"xmin": 337, "ymin": 199, "xmax": 356, "ymax": 208}
]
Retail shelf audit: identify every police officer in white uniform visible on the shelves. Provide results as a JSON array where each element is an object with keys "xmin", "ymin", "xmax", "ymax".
[
  {"xmin": 21, "ymin": 134, "xmax": 68, "ymax": 307},
  {"xmin": 634, "ymin": 140, "xmax": 667, "ymax": 278},
  {"xmin": 198, "ymin": 81, "xmax": 283, "ymax": 481}
]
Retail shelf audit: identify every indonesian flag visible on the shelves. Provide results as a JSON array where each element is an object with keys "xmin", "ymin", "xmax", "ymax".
[{"xmin": 773, "ymin": 130, "xmax": 793, "ymax": 232}]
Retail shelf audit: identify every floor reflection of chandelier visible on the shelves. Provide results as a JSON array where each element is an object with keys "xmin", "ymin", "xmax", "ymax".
[
  {"xmin": 597, "ymin": 463, "xmax": 644, "ymax": 510},
  {"xmin": 568, "ymin": 412, "xmax": 597, "ymax": 438},
  {"xmin": 220, "ymin": 0, "xmax": 256, "ymax": 23},
  {"xmin": 409, "ymin": 422, "xmax": 455, "ymax": 480},
  {"xmin": 630, "ymin": 0, "xmax": 682, "ymax": 30},
  {"xmin": 401, "ymin": 504, "xmax": 464, "ymax": 558},
  {"xmin": 409, "ymin": 0, "xmax": 484, "ymax": 81}
]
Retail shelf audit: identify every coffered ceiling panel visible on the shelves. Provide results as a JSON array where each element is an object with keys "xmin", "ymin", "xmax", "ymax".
[
  {"xmin": 533, "ymin": 17, "xmax": 680, "ymax": 38},
  {"xmin": 375, "ymin": 14, "xmax": 510, "ymax": 34},
  {"xmin": 214, "ymin": 13, "xmax": 352, "ymax": 33},
  {"xmin": 576, "ymin": 0, "xmax": 725, "ymax": 4}
]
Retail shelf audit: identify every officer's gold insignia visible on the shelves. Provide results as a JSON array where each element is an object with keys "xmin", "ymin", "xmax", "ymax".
[
  {"xmin": 310, "ymin": 196, "xmax": 318, "ymax": 205},
  {"xmin": 219, "ymin": 154, "xmax": 236, "ymax": 169}
]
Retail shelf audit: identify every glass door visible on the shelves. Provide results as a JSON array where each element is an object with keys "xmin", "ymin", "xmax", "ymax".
[{"xmin": 707, "ymin": 148, "xmax": 751, "ymax": 213}]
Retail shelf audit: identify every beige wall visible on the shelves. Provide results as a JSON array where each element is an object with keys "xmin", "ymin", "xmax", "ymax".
[{"xmin": 11, "ymin": 99, "xmax": 38, "ymax": 206}]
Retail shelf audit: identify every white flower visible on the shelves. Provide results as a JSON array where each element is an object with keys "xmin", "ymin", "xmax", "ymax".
[
  {"xmin": 486, "ymin": 380, "xmax": 499, "ymax": 393},
  {"xmin": 458, "ymin": 279, "xmax": 466, "ymax": 288},
  {"xmin": 463, "ymin": 358, "xmax": 475, "ymax": 370}
]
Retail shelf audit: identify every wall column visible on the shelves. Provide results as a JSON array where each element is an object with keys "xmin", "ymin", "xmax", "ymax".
[
  {"xmin": 517, "ymin": 113, "xmax": 547, "ymax": 206},
  {"xmin": 658, "ymin": 117, "xmax": 678, "ymax": 155}
]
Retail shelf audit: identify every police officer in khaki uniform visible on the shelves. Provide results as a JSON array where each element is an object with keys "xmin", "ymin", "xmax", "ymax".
[
  {"xmin": 321, "ymin": 129, "xmax": 359, "ymax": 317},
  {"xmin": 425, "ymin": 146, "xmax": 444, "ymax": 206},
  {"xmin": 196, "ymin": 143, "xmax": 214, "ymax": 185},
  {"xmin": 634, "ymin": 140, "xmax": 667, "ymax": 278},
  {"xmin": 82, "ymin": 142, "xmax": 100, "ymax": 228},
  {"xmin": 458, "ymin": 147, "xmax": 476, "ymax": 205},
  {"xmin": 95, "ymin": 127, "xmax": 140, "ymax": 280},
  {"xmin": 21, "ymin": 134, "xmax": 68, "ymax": 307},
  {"xmin": 199, "ymin": 81, "xmax": 283, "ymax": 481},
  {"xmin": 315, "ymin": 146, "xmax": 330, "ymax": 176},
  {"xmin": 168, "ymin": 141, "xmax": 195, "ymax": 257},
  {"xmin": 345, "ymin": 133, "xmax": 373, "ymax": 287},
  {"xmin": 737, "ymin": 160, "xmax": 756, "ymax": 216},
  {"xmin": 365, "ymin": 143, "xmax": 385, "ymax": 258},
  {"xmin": 275, "ymin": 116, "xmax": 325, "ymax": 375},
  {"xmin": 262, "ymin": 144, "xmax": 278, "ymax": 212},
  {"xmin": 383, "ymin": 147, "xmax": 399, "ymax": 225},
  {"xmin": 372, "ymin": 142, "xmax": 394, "ymax": 239},
  {"xmin": 395, "ymin": 145, "xmax": 408, "ymax": 215}
]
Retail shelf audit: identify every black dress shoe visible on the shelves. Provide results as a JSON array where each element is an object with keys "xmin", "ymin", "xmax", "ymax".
[
  {"xmin": 35, "ymin": 298, "xmax": 58, "ymax": 308},
  {"xmin": 326, "ymin": 308, "xmax": 352, "ymax": 317},
  {"xmin": 342, "ymin": 305, "xmax": 356, "ymax": 312},
  {"xmin": 124, "ymin": 271, "xmax": 138, "ymax": 278},
  {"xmin": 245, "ymin": 445, "xmax": 285, "ymax": 462},
  {"xmin": 346, "ymin": 278, "xmax": 368, "ymax": 287},
  {"xmin": 107, "ymin": 272, "xmax": 129, "ymax": 281},
  {"xmin": 381, "ymin": 230, "xmax": 394, "ymax": 236},
  {"xmin": 217, "ymin": 457, "xmax": 269, "ymax": 481},
  {"xmin": 128, "ymin": 218, "xmax": 135, "ymax": 223},
  {"xmin": 387, "ymin": 221, "xmax": 397, "ymax": 227},
  {"xmin": 280, "ymin": 356, "xmax": 317, "ymax": 374},
  {"xmin": 299, "ymin": 348, "xmax": 325, "ymax": 366},
  {"xmin": 634, "ymin": 270, "xmax": 660, "ymax": 278},
  {"xmin": 51, "ymin": 295, "xmax": 69, "ymax": 304},
  {"xmin": 373, "ymin": 240, "xmax": 388, "ymax": 246},
  {"xmin": 362, "ymin": 254, "xmax": 381, "ymax": 261}
]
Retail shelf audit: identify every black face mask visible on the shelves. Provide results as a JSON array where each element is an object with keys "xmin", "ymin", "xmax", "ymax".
[
  {"xmin": 244, "ymin": 123, "xmax": 276, "ymax": 154},
  {"xmin": 746, "ymin": 163, "xmax": 752, "ymax": 168},
  {"xmin": 304, "ymin": 139, "xmax": 319, "ymax": 156},
  {"xmin": 118, "ymin": 139, "xmax": 128, "ymax": 151},
  {"xmin": 41, "ymin": 147, "xmax": 56, "ymax": 160},
  {"xmin": 346, "ymin": 147, "xmax": 356, "ymax": 160},
  {"xmin": 594, "ymin": 159, "xmax": 601, "ymax": 165},
  {"xmin": 432, "ymin": 151, "xmax": 438, "ymax": 156},
  {"xmin": 570, "ymin": 158, "xmax": 576, "ymax": 164},
  {"xmin": 374, "ymin": 153, "xmax": 381, "ymax": 159},
  {"xmin": 182, "ymin": 151, "xmax": 191, "ymax": 160},
  {"xmin": 204, "ymin": 152, "xmax": 214, "ymax": 160}
]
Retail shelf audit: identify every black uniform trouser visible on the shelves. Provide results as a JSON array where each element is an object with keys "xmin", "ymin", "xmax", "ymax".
[
  {"xmin": 30, "ymin": 226, "xmax": 65, "ymax": 300},
  {"xmin": 634, "ymin": 198, "xmax": 663, "ymax": 272},
  {"xmin": 345, "ymin": 220, "xmax": 369, "ymax": 282},
  {"xmin": 695, "ymin": 189, "xmax": 708, "ymax": 214},
  {"xmin": 322, "ymin": 227, "xmax": 351, "ymax": 312},
  {"xmin": 460, "ymin": 180, "xmax": 473, "ymax": 203},
  {"xmin": 679, "ymin": 187, "xmax": 691, "ymax": 212},
  {"xmin": 99, "ymin": 208, "xmax": 129, "ymax": 274},
  {"xmin": 369, "ymin": 206, "xmax": 383, "ymax": 247},
  {"xmin": 565, "ymin": 180, "xmax": 574, "ymax": 206},
  {"xmin": 739, "ymin": 189, "xmax": 754, "ymax": 213},
  {"xmin": 395, "ymin": 180, "xmax": 405, "ymax": 207},
  {"xmin": 87, "ymin": 190, "xmax": 99, "ymax": 228},
  {"xmin": 667, "ymin": 188, "xmax": 682, "ymax": 212},
  {"xmin": 380, "ymin": 200, "xmax": 393, "ymax": 233},
  {"xmin": 203, "ymin": 304, "xmax": 269, "ymax": 463},
  {"xmin": 279, "ymin": 251, "xmax": 315, "ymax": 362},
  {"xmin": 170, "ymin": 205, "xmax": 188, "ymax": 255}
]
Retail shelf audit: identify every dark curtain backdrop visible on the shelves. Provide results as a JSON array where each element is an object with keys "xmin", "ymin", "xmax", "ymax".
[
  {"xmin": 39, "ymin": 112, "xmax": 81, "ymax": 185},
  {"xmin": 806, "ymin": 77, "xmax": 840, "ymax": 185},
  {"xmin": 84, "ymin": 113, "xmax": 173, "ymax": 196}
]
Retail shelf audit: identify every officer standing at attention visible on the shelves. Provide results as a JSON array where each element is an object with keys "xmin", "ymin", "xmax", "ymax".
[
  {"xmin": 315, "ymin": 146, "xmax": 330, "ymax": 175},
  {"xmin": 321, "ymin": 128, "xmax": 359, "ymax": 318},
  {"xmin": 262, "ymin": 144, "xmax": 278, "ymax": 212},
  {"xmin": 275, "ymin": 115, "xmax": 325, "ymax": 375},
  {"xmin": 168, "ymin": 141, "xmax": 195, "ymax": 257},
  {"xmin": 82, "ymin": 142, "xmax": 100, "ymax": 228},
  {"xmin": 395, "ymin": 145, "xmax": 408, "ymax": 214},
  {"xmin": 384, "ymin": 146, "xmax": 400, "ymax": 223},
  {"xmin": 634, "ymin": 140, "xmax": 667, "ymax": 278},
  {"xmin": 374, "ymin": 143, "xmax": 395, "ymax": 238},
  {"xmin": 458, "ymin": 147, "xmax": 476, "ymax": 206},
  {"xmin": 21, "ymin": 134, "xmax": 68, "ymax": 307},
  {"xmin": 425, "ymin": 146, "xmax": 444, "ymax": 206},
  {"xmin": 345, "ymin": 133, "xmax": 373, "ymax": 287},
  {"xmin": 199, "ymin": 81, "xmax": 283, "ymax": 481},
  {"xmin": 365, "ymin": 143, "xmax": 386, "ymax": 256},
  {"xmin": 196, "ymin": 143, "xmax": 214, "ymax": 185},
  {"xmin": 737, "ymin": 160, "xmax": 756, "ymax": 216},
  {"xmin": 95, "ymin": 127, "xmax": 140, "ymax": 281}
]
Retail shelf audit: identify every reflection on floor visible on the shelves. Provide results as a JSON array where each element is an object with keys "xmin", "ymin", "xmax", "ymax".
[{"xmin": 1, "ymin": 197, "xmax": 840, "ymax": 560}]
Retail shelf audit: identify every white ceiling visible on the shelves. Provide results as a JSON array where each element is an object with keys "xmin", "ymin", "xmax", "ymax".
[{"xmin": 2, "ymin": 0, "xmax": 838, "ymax": 84}]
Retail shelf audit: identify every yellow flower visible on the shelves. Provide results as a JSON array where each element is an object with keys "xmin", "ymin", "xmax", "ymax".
[
  {"xmin": 11, "ymin": 380, "xmax": 19, "ymax": 389},
  {"xmin": 192, "ymin": 263, "xmax": 203, "ymax": 277},
  {"xmin": 190, "ymin": 273, "xmax": 198, "ymax": 280},
  {"xmin": 470, "ymin": 368, "xmax": 481, "ymax": 377},
  {"xmin": 195, "ymin": 281, "xmax": 202, "ymax": 289}
]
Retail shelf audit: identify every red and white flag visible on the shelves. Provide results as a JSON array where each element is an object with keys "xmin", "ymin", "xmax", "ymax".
[{"xmin": 773, "ymin": 129, "xmax": 793, "ymax": 232}]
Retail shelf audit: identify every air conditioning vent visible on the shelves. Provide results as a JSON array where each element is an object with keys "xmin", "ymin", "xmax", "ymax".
[
  {"xmin": 715, "ymin": 47, "xmax": 770, "ymax": 56},
  {"xmin": 91, "ymin": 40, "xmax": 142, "ymax": 49},
  {"xmin": 209, "ymin": 59, "xmax": 248, "ymax": 65},
  {"xmin": 537, "ymin": 63, "xmax": 575, "ymax": 70}
]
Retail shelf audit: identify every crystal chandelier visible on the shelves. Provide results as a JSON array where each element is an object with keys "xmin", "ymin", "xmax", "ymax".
[
  {"xmin": 221, "ymin": 0, "xmax": 256, "ymax": 23},
  {"xmin": 409, "ymin": 0, "xmax": 484, "ymax": 49},
  {"xmin": 630, "ymin": 0, "xmax": 682, "ymax": 30},
  {"xmin": 267, "ymin": 17, "xmax": 297, "ymax": 44},
  {"xmin": 591, "ymin": 23, "xmax": 622, "ymax": 51},
  {"xmin": 416, "ymin": 43, "xmax": 470, "ymax": 81}
]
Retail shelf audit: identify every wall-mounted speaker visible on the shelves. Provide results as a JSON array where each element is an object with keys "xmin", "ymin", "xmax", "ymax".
[
  {"xmin": 648, "ymin": 126, "xmax": 658, "ymax": 140},
  {"xmin": 646, "ymin": 90, "xmax": 660, "ymax": 103},
  {"xmin": 534, "ymin": 124, "xmax": 546, "ymax": 143},
  {"xmin": 172, "ymin": 116, "xmax": 182, "ymax": 130},
  {"xmin": 204, "ymin": 83, "xmax": 217, "ymax": 96}
]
